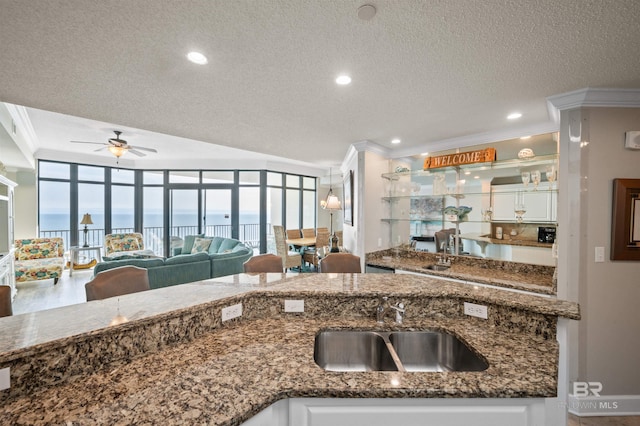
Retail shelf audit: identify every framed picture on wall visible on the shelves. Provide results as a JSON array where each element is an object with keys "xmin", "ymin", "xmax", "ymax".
[
  {"xmin": 611, "ymin": 178, "xmax": 640, "ymax": 260},
  {"xmin": 343, "ymin": 170, "xmax": 354, "ymax": 226}
]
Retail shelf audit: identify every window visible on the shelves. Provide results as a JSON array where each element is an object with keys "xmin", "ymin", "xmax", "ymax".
[
  {"xmin": 37, "ymin": 161, "xmax": 316, "ymax": 257},
  {"xmin": 169, "ymin": 171, "xmax": 199, "ymax": 183},
  {"xmin": 39, "ymin": 180, "xmax": 70, "ymax": 247},
  {"xmin": 111, "ymin": 185, "xmax": 135, "ymax": 232},
  {"xmin": 78, "ymin": 182, "xmax": 104, "ymax": 247},
  {"xmin": 202, "ymin": 171, "xmax": 234, "ymax": 184}
]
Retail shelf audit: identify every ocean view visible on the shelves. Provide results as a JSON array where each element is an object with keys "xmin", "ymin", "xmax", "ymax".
[{"xmin": 40, "ymin": 212, "xmax": 261, "ymax": 231}]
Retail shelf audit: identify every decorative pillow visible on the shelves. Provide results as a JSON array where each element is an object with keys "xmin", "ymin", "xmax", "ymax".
[
  {"xmin": 219, "ymin": 238, "xmax": 240, "ymax": 252},
  {"xmin": 181, "ymin": 234, "xmax": 204, "ymax": 254},
  {"xmin": 109, "ymin": 238, "xmax": 140, "ymax": 253},
  {"xmin": 208, "ymin": 236, "xmax": 226, "ymax": 254},
  {"xmin": 191, "ymin": 237, "xmax": 212, "ymax": 253}
]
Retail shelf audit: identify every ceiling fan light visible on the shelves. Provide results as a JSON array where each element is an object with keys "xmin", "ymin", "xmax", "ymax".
[{"xmin": 108, "ymin": 145, "xmax": 126, "ymax": 157}]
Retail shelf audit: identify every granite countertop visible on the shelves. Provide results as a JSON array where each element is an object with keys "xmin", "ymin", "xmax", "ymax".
[
  {"xmin": 1, "ymin": 317, "xmax": 559, "ymax": 425},
  {"xmin": 366, "ymin": 249, "xmax": 556, "ymax": 295},
  {"xmin": 459, "ymin": 232, "xmax": 553, "ymax": 248},
  {"xmin": 0, "ymin": 273, "xmax": 579, "ymax": 425}
]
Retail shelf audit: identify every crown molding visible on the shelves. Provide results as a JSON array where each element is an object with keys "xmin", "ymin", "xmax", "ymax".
[
  {"xmin": 0, "ymin": 103, "xmax": 37, "ymax": 169},
  {"xmin": 346, "ymin": 88, "xmax": 640, "ymax": 164},
  {"xmin": 5, "ymin": 104, "xmax": 39, "ymax": 152},
  {"xmin": 389, "ymin": 121, "xmax": 559, "ymax": 160},
  {"xmin": 35, "ymin": 148, "xmax": 327, "ymax": 176},
  {"xmin": 350, "ymin": 140, "xmax": 389, "ymax": 157},
  {"xmin": 547, "ymin": 87, "xmax": 640, "ymax": 116}
]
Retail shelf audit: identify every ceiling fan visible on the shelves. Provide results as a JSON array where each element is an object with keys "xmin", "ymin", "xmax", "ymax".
[{"xmin": 71, "ymin": 130, "xmax": 158, "ymax": 162}]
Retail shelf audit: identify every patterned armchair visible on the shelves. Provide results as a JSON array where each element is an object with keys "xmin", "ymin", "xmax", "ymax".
[
  {"xmin": 104, "ymin": 233, "xmax": 150, "ymax": 259},
  {"xmin": 14, "ymin": 238, "xmax": 65, "ymax": 285}
]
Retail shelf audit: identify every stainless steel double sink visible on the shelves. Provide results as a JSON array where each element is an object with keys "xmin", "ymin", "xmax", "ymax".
[{"xmin": 314, "ymin": 330, "xmax": 488, "ymax": 372}]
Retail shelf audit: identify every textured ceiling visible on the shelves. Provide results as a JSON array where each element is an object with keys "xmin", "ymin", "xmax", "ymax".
[{"xmin": 1, "ymin": 0, "xmax": 639, "ymax": 170}]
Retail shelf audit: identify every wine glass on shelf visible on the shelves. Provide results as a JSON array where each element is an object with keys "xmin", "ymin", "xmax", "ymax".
[
  {"xmin": 481, "ymin": 207, "xmax": 493, "ymax": 222},
  {"xmin": 545, "ymin": 165, "xmax": 557, "ymax": 189},
  {"xmin": 530, "ymin": 170, "xmax": 541, "ymax": 191},
  {"xmin": 514, "ymin": 192, "xmax": 526, "ymax": 223},
  {"xmin": 521, "ymin": 171, "xmax": 530, "ymax": 188}
]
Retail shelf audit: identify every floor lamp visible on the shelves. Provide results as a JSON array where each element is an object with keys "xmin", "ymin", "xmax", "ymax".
[
  {"xmin": 80, "ymin": 213, "xmax": 93, "ymax": 248},
  {"xmin": 321, "ymin": 170, "xmax": 342, "ymax": 253}
]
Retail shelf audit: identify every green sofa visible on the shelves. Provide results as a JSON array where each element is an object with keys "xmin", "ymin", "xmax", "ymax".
[
  {"xmin": 93, "ymin": 236, "xmax": 253, "ymax": 288},
  {"xmin": 174, "ymin": 235, "xmax": 254, "ymax": 278},
  {"xmin": 92, "ymin": 252, "xmax": 212, "ymax": 289}
]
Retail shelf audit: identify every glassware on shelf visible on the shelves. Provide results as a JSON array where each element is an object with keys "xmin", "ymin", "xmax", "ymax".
[
  {"xmin": 411, "ymin": 182, "xmax": 421, "ymax": 194},
  {"xmin": 545, "ymin": 165, "xmax": 557, "ymax": 189},
  {"xmin": 530, "ymin": 170, "xmax": 541, "ymax": 190},
  {"xmin": 521, "ymin": 171, "xmax": 530, "ymax": 187},
  {"xmin": 432, "ymin": 173, "xmax": 446, "ymax": 195},
  {"xmin": 481, "ymin": 207, "xmax": 493, "ymax": 222},
  {"xmin": 514, "ymin": 191, "xmax": 526, "ymax": 223}
]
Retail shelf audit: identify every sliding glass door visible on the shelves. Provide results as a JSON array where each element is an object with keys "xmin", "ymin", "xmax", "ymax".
[
  {"xmin": 169, "ymin": 189, "xmax": 199, "ymax": 240},
  {"xmin": 202, "ymin": 189, "xmax": 233, "ymax": 238}
]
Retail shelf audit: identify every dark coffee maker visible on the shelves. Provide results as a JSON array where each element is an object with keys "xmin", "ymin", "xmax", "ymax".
[{"xmin": 538, "ymin": 227, "xmax": 556, "ymax": 243}]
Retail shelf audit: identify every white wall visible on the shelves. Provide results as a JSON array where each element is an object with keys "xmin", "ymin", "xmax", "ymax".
[
  {"xmin": 8, "ymin": 170, "xmax": 37, "ymax": 239},
  {"xmin": 340, "ymin": 150, "xmax": 359, "ymax": 255},
  {"xmin": 362, "ymin": 150, "xmax": 389, "ymax": 253},
  {"xmin": 565, "ymin": 107, "xmax": 640, "ymax": 395}
]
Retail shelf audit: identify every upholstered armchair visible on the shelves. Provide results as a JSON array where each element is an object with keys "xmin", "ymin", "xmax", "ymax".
[
  {"xmin": 14, "ymin": 237, "xmax": 65, "ymax": 285},
  {"xmin": 104, "ymin": 233, "xmax": 151, "ymax": 259}
]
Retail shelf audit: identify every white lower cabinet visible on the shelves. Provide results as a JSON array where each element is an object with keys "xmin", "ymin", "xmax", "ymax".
[
  {"xmin": 240, "ymin": 399, "xmax": 289, "ymax": 426},
  {"xmin": 242, "ymin": 398, "xmax": 548, "ymax": 426}
]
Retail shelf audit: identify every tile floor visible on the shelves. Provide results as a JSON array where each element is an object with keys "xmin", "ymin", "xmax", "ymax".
[
  {"xmin": 12, "ymin": 269, "xmax": 92, "ymax": 315},
  {"xmin": 10, "ymin": 271, "xmax": 640, "ymax": 425}
]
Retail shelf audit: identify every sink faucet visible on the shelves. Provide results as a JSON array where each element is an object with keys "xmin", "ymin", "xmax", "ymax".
[
  {"xmin": 436, "ymin": 252, "xmax": 451, "ymax": 266},
  {"xmin": 376, "ymin": 296, "xmax": 406, "ymax": 324},
  {"xmin": 390, "ymin": 302, "xmax": 405, "ymax": 324}
]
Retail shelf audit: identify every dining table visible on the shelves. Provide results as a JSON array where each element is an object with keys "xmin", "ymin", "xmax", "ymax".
[
  {"xmin": 285, "ymin": 237, "xmax": 317, "ymax": 250},
  {"xmin": 286, "ymin": 236, "xmax": 317, "ymax": 271}
]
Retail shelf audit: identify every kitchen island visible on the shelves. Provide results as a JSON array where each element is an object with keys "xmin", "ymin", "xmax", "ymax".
[
  {"xmin": 366, "ymin": 248, "xmax": 556, "ymax": 295},
  {"xmin": 0, "ymin": 273, "xmax": 578, "ymax": 425}
]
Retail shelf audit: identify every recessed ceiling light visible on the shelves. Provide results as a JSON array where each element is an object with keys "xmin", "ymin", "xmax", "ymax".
[
  {"xmin": 335, "ymin": 75, "xmax": 352, "ymax": 85},
  {"xmin": 420, "ymin": 152, "xmax": 429, "ymax": 156},
  {"xmin": 187, "ymin": 51, "xmax": 208, "ymax": 65},
  {"xmin": 391, "ymin": 138, "xmax": 401, "ymax": 144},
  {"xmin": 464, "ymin": 170, "xmax": 471, "ymax": 175},
  {"xmin": 507, "ymin": 112, "xmax": 522, "ymax": 120},
  {"xmin": 520, "ymin": 135, "xmax": 531, "ymax": 140},
  {"xmin": 474, "ymin": 175, "xmax": 480, "ymax": 179},
  {"xmin": 357, "ymin": 4, "xmax": 377, "ymax": 20}
]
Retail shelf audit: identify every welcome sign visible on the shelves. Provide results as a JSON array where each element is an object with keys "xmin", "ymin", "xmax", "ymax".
[{"xmin": 423, "ymin": 148, "xmax": 496, "ymax": 170}]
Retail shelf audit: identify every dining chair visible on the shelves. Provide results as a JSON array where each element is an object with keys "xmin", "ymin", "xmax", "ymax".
[
  {"xmin": 243, "ymin": 253, "xmax": 283, "ymax": 273},
  {"xmin": 85, "ymin": 265, "xmax": 151, "ymax": 301},
  {"xmin": 303, "ymin": 227, "xmax": 330, "ymax": 269},
  {"xmin": 318, "ymin": 253, "xmax": 361, "ymax": 273},
  {"xmin": 286, "ymin": 229, "xmax": 301, "ymax": 240},
  {"xmin": 301, "ymin": 228, "xmax": 316, "ymax": 238},
  {"xmin": 273, "ymin": 225, "xmax": 302, "ymax": 271},
  {"xmin": 0, "ymin": 285, "xmax": 12, "ymax": 317}
]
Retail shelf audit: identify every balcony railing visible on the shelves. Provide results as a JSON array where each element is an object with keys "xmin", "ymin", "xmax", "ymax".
[{"xmin": 40, "ymin": 224, "xmax": 263, "ymax": 256}]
